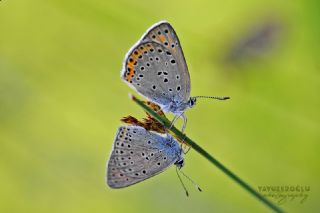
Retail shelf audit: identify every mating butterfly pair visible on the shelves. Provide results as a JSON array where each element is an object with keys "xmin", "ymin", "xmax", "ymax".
[{"xmin": 107, "ymin": 21, "xmax": 229, "ymax": 190}]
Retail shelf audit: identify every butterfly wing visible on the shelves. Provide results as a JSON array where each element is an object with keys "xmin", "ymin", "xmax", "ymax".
[
  {"xmin": 107, "ymin": 126, "xmax": 182, "ymax": 188},
  {"xmin": 121, "ymin": 41, "xmax": 187, "ymax": 108},
  {"xmin": 142, "ymin": 21, "xmax": 191, "ymax": 99},
  {"xmin": 121, "ymin": 21, "xmax": 191, "ymax": 110}
]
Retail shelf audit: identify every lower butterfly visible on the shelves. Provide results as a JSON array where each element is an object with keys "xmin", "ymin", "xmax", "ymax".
[
  {"xmin": 107, "ymin": 101, "xmax": 200, "ymax": 195},
  {"xmin": 106, "ymin": 125, "xmax": 184, "ymax": 188}
]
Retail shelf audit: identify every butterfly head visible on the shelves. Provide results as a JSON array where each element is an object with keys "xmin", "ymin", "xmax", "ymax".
[
  {"xmin": 188, "ymin": 97, "xmax": 197, "ymax": 108},
  {"xmin": 175, "ymin": 158, "xmax": 185, "ymax": 169}
]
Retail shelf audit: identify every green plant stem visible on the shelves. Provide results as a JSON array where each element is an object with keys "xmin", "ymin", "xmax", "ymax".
[{"xmin": 131, "ymin": 95, "xmax": 285, "ymax": 213}]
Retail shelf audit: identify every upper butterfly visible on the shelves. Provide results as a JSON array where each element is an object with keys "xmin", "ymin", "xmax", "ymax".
[{"xmin": 121, "ymin": 21, "xmax": 229, "ymax": 127}]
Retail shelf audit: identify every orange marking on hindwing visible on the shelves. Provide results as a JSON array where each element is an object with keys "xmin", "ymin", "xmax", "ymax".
[
  {"xmin": 167, "ymin": 36, "xmax": 177, "ymax": 53},
  {"xmin": 125, "ymin": 44, "xmax": 154, "ymax": 82},
  {"xmin": 125, "ymin": 57, "xmax": 135, "ymax": 81},
  {"xmin": 157, "ymin": 35, "xmax": 166, "ymax": 43}
]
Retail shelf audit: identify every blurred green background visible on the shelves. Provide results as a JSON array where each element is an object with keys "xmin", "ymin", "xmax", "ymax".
[{"xmin": 0, "ymin": 0, "xmax": 319, "ymax": 212}]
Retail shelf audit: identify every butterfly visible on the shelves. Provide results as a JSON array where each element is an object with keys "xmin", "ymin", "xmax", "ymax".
[
  {"xmin": 106, "ymin": 125, "xmax": 184, "ymax": 188},
  {"xmin": 121, "ymin": 21, "xmax": 229, "ymax": 131}
]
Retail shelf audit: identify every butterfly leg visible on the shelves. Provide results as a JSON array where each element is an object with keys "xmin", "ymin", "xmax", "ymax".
[
  {"xmin": 181, "ymin": 113, "xmax": 187, "ymax": 133},
  {"xmin": 169, "ymin": 112, "xmax": 183, "ymax": 130},
  {"xmin": 184, "ymin": 145, "xmax": 191, "ymax": 155},
  {"xmin": 180, "ymin": 114, "xmax": 191, "ymax": 152},
  {"xmin": 179, "ymin": 133, "xmax": 191, "ymax": 155},
  {"xmin": 170, "ymin": 112, "xmax": 187, "ymax": 133},
  {"xmin": 166, "ymin": 115, "xmax": 179, "ymax": 138}
]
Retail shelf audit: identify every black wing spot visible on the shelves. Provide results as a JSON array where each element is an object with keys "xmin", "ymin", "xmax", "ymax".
[
  {"xmin": 177, "ymin": 86, "xmax": 181, "ymax": 91},
  {"xmin": 164, "ymin": 78, "xmax": 168, "ymax": 83},
  {"xmin": 170, "ymin": 59, "xmax": 176, "ymax": 64},
  {"xmin": 152, "ymin": 85, "xmax": 156, "ymax": 90}
]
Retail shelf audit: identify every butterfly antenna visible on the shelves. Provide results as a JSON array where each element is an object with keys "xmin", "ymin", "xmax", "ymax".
[
  {"xmin": 176, "ymin": 167, "xmax": 189, "ymax": 197},
  {"xmin": 179, "ymin": 169, "xmax": 202, "ymax": 192},
  {"xmin": 194, "ymin": 95, "xmax": 230, "ymax": 100}
]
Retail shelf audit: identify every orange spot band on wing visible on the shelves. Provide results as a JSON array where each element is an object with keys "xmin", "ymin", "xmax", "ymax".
[
  {"xmin": 125, "ymin": 63, "xmax": 135, "ymax": 81},
  {"xmin": 157, "ymin": 35, "xmax": 166, "ymax": 43},
  {"xmin": 125, "ymin": 43, "xmax": 154, "ymax": 82}
]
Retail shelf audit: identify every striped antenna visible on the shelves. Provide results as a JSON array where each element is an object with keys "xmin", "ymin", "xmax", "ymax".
[{"xmin": 194, "ymin": 96, "xmax": 230, "ymax": 100}]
